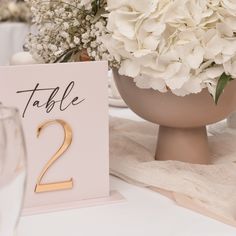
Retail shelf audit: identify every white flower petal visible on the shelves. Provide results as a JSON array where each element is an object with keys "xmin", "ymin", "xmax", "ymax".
[{"xmin": 119, "ymin": 59, "xmax": 140, "ymax": 77}]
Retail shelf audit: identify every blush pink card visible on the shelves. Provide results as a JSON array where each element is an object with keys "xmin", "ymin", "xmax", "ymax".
[{"xmin": 0, "ymin": 62, "xmax": 120, "ymax": 214}]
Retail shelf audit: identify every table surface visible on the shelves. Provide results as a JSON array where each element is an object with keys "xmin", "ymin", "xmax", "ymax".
[{"xmin": 18, "ymin": 107, "xmax": 236, "ymax": 236}]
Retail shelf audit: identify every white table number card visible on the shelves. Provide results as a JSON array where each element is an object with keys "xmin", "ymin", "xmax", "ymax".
[{"xmin": 0, "ymin": 62, "xmax": 120, "ymax": 214}]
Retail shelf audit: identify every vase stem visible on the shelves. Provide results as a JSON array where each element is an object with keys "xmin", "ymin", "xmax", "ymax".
[{"xmin": 155, "ymin": 126, "xmax": 211, "ymax": 164}]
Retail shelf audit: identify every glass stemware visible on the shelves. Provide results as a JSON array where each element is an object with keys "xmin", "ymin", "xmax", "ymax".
[{"xmin": 0, "ymin": 106, "xmax": 27, "ymax": 236}]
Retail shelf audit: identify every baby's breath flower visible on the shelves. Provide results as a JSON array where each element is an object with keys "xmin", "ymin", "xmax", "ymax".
[{"xmin": 26, "ymin": 0, "xmax": 112, "ymax": 64}]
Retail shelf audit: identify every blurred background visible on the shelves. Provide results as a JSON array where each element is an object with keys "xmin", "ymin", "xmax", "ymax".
[{"xmin": 0, "ymin": 0, "xmax": 31, "ymax": 65}]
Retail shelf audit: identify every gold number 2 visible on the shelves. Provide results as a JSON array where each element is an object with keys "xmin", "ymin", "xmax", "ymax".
[{"xmin": 35, "ymin": 119, "xmax": 73, "ymax": 193}]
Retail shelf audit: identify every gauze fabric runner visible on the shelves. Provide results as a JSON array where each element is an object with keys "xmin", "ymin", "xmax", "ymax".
[{"xmin": 110, "ymin": 117, "xmax": 236, "ymax": 227}]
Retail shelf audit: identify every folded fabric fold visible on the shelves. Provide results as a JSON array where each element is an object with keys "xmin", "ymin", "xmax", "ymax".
[{"xmin": 110, "ymin": 117, "xmax": 236, "ymax": 227}]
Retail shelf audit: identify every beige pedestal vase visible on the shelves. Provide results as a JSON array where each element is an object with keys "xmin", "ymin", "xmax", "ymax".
[
  {"xmin": 227, "ymin": 112, "xmax": 236, "ymax": 128},
  {"xmin": 113, "ymin": 69, "xmax": 236, "ymax": 164}
]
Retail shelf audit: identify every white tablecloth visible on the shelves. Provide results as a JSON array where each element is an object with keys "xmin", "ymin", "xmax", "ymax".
[
  {"xmin": 0, "ymin": 22, "xmax": 29, "ymax": 65},
  {"xmin": 18, "ymin": 108, "xmax": 236, "ymax": 236}
]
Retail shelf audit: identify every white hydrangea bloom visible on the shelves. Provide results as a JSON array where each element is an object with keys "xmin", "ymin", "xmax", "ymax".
[{"xmin": 103, "ymin": 0, "xmax": 236, "ymax": 97}]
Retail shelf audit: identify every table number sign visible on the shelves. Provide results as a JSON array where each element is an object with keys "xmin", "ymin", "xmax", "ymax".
[{"xmin": 0, "ymin": 62, "xmax": 122, "ymax": 214}]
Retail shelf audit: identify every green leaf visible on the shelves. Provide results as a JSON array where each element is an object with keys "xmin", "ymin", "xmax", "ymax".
[
  {"xmin": 92, "ymin": 0, "xmax": 101, "ymax": 15},
  {"xmin": 215, "ymin": 72, "xmax": 232, "ymax": 105},
  {"xmin": 60, "ymin": 50, "xmax": 75, "ymax": 63},
  {"xmin": 54, "ymin": 48, "xmax": 78, "ymax": 63},
  {"xmin": 91, "ymin": 7, "xmax": 106, "ymax": 23}
]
